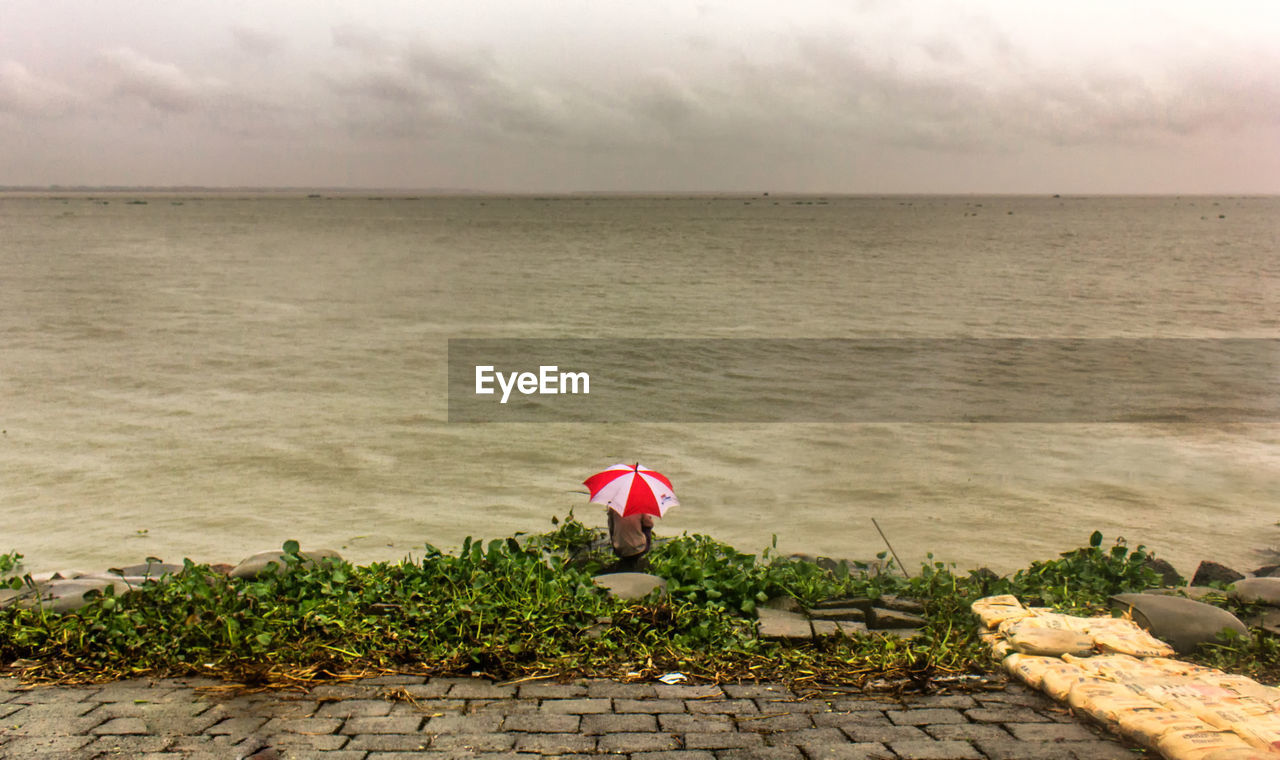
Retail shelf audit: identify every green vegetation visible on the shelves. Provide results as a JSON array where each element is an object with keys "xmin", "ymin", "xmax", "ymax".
[{"xmin": 0, "ymin": 519, "xmax": 1276, "ymax": 687}]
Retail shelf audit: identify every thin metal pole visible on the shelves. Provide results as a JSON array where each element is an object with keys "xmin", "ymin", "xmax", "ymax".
[{"xmin": 872, "ymin": 518, "xmax": 910, "ymax": 579}]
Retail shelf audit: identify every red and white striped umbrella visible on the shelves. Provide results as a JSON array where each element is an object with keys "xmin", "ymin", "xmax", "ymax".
[{"xmin": 583, "ymin": 463, "xmax": 679, "ymax": 518}]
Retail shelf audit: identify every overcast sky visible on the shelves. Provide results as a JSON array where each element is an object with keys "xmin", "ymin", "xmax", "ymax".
[{"xmin": 2, "ymin": 1, "xmax": 1278, "ymax": 193}]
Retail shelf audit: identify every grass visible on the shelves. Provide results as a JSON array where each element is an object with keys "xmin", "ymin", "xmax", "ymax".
[{"xmin": 1, "ymin": 518, "xmax": 1277, "ymax": 689}]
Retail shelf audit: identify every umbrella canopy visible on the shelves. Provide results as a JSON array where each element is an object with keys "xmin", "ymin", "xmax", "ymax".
[{"xmin": 583, "ymin": 463, "xmax": 679, "ymax": 518}]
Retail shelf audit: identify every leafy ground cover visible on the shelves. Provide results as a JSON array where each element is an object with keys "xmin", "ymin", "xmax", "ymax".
[{"xmin": 1, "ymin": 518, "xmax": 1276, "ymax": 688}]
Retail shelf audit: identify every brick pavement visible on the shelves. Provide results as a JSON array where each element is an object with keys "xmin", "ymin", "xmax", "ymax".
[{"xmin": 0, "ymin": 673, "xmax": 1143, "ymax": 759}]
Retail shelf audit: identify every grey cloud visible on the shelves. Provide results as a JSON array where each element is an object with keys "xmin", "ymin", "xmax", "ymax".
[
  {"xmin": 98, "ymin": 47, "xmax": 223, "ymax": 113},
  {"xmin": 0, "ymin": 61, "xmax": 79, "ymax": 117},
  {"xmin": 230, "ymin": 25, "xmax": 286, "ymax": 57}
]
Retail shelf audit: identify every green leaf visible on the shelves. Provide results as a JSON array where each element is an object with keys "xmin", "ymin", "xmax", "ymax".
[{"xmin": 282, "ymin": 539, "xmax": 300, "ymax": 555}]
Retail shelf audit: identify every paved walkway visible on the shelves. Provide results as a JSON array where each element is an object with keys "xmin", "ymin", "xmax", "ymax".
[{"xmin": 0, "ymin": 673, "xmax": 1142, "ymax": 760}]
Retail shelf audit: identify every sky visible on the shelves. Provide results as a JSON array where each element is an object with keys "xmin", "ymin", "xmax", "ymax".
[{"xmin": 2, "ymin": 0, "xmax": 1278, "ymax": 193}]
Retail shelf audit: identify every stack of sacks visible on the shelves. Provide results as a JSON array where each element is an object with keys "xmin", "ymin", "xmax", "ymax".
[{"xmin": 972, "ymin": 595, "xmax": 1280, "ymax": 760}]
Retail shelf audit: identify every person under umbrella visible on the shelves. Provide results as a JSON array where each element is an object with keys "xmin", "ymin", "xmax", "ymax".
[{"xmin": 582, "ymin": 463, "xmax": 678, "ymax": 573}]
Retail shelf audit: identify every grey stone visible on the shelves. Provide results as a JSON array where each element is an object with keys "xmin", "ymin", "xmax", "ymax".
[
  {"xmin": 764, "ymin": 595, "xmax": 804, "ymax": 613},
  {"xmin": 810, "ymin": 597, "xmax": 874, "ymax": 612},
  {"xmin": 597, "ymin": 731, "xmax": 679, "ymax": 753},
  {"xmin": 1143, "ymin": 556, "xmax": 1184, "ymax": 587},
  {"xmin": 1230, "ymin": 576, "xmax": 1280, "ymax": 605},
  {"xmin": 540, "ymin": 697, "xmax": 611, "ymax": 714},
  {"xmin": 110, "ymin": 561, "xmax": 187, "ymax": 579},
  {"xmin": 867, "ymin": 607, "xmax": 926, "ymax": 629},
  {"xmin": 756, "ymin": 608, "xmax": 812, "ymax": 639},
  {"xmin": 229, "ymin": 548, "xmax": 343, "ymax": 579},
  {"xmin": 1005, "ymin": 722, "xmax": 1100, "ymax": 742},
  {"xmin": 591, "ymin": 572, "xmax": 668, "ymax": 600},
  {"xmin": 885, "ymin": 708, "xmax": 966, "ymax": 725},
  {"xmin": 812, "ymin": 620, "xmax": 869, "ymax": 637},
  {"xmin": 1190, "ymin": 560, "xmax": 1244, "ymax": 587},
  {"xmin": 795, "ymin": 743, "xmax": 893, "ymax": 760},
  {"xmin": 504, "ymin": 713, "xmax": 581, "ymax": 732},
  {"xmin": 876, "ymin": 595, "xmax": 926, "ymax": 614},
  {"xmin": 684, "ymin": 732, "xmax": 765, "ymax": 749},
  {"xmin": 1110, "ymin": 592, "xmax": 1248, "ymax": 653},
  {"xmin": 1253, "ymin": 564, "xmax": 1280, "ymax": 578},
  {"xmin": 808, "ymin": 607, "xmax": 867, "ymax": 622}
]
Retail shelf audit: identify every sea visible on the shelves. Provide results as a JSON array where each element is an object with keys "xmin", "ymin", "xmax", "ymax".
[{"xmin": 2, "ymin": 193, "xmax": 1277, "ymax": 577}]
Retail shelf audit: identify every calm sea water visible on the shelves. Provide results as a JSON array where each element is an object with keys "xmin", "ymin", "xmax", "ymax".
[{"xmin": 2, "ymin": 193, "xmax": 1278, "ymax": 576}]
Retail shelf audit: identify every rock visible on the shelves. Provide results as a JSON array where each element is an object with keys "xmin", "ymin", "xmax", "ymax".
[
  {"xmin": 811, "ymin": 620, "xmax": 868, "ymax": 637},
  {"xmin": 1111, "ymin": 592, "xmax": 1249, "ymax": 654},
  {"xmin": 1190, "ymin": 561, "xmax": 1244, "ymax": 587},
  {"xmin": 811, "ymin": 597, "xmax": 874, "ymax": 613},
  {"xmin": 230, "ymin": 549, "xmax": 343, "ymax": 580},
  {"xmin": 21, "ymin": 579, "xmax": 117, "ymax": 613},
  {"xmin": 110, "ymin": 561, "xmax": 185, "ymax": 579},
  {"xmin": 1247, "ymin": 608, "xmax": 1280, "ymax": 636},
  {"xmin": 1229, "ymin": 577, "xmax": 1280, "ymax": 606},
  {"xmin": 1143, "ymin": 557, "xmax": 1185, "ymax": 587},
  {"xmin": 591, "ymin": 572, "xmax": 667, "ymax": 601},
  {"xmin": 1252, "ymin": 564, "xmax": 1280, "ymax": 578},
  {"xmin": 868, "ymin": 607, "xmax": 926, "ymax": 629},
  {"xmin": 28, "ymin": 569, "xmax": 86, "ymax": 583},
  {"xmin": 877, "ymin": 595, "xmax": 926, "ymax": 614},
  {"xmin": 763, "ymin": 595, "xmax": 803, "ymax": 614},
  {"xmin": 1146, "ymin": 586, "xmax": 1228, "ymax": 602},
  {"xmin": 756, "ymin": 608, "xmax": 812, "ymax": 640},
  {"xmin": 872, "ymin": 628, "xmax": 923, "ymax": 640},
  {"xmin": 808, "ymin": 606, "xmax": 867, "ymax": 622}
]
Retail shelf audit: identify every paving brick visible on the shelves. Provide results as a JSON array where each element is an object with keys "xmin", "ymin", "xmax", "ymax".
[
  {"xmin": 657, "ymin": 684, "xmax": 725, "ymax": 699},
  {"xmin": 218, "ymin": 695, "xmax": 320, "ymax": 718},
  {"xmin": 812, "ymin": 711, "xmax": 891, "ymax": 729},
  {"xmin": 616, "ymin": 698, "xmax": 688, "ymax": 713},
  {"xmin": 431, "ymin": 731, "xmax": 519, "ymax": 751},
  {"xmin": 798, "ymin": 744, "xmax": 894, "ymax": 760},
  {"xmin": 91, "ymin": 717, "xmax": 151, "ymax": 735},
  {"xmin": 902, "ymin": 694, "xmax": 980, "ymax": 709},
  {"xmin": 829, "ymin": 699, "xmax": 902, "ymax": 712},
  {"xmin": 632, "ymin": 752, "xmax": 717, "ymax": 760},
  {"xmin": 885, "ymin": 708, "xmax": 967, "ymax": 725},
  {"xmin": 923, "ymin": 723, "xmax": 1013, "ymax": 742},
  {"xmin": 503, "ymin": 712, "xmax": 581, "ymax": 732},
  {"xmin": 540, "ymin": 697, "xmax": 612, "ymax": 714},
  {"xmin": 315, "ymin": 698, "xmax": 395, "ymax": 718},
  {"xmin": 470, "ymin": 697, "xmax": 541, "ymax": 715},
  {"xmin": 1006, "ymin": 722, "xmax": 1102, "ymax": 742},
  {"xmin": 258, "ymin": 716, "xmax": 344, "ymax": 735},
  {"xmin": 888, "ymin": 738, "xmax": 982, "ymax": 759},
  {"xmin": 722, "ymin": 685, "xmax": 795, "ymax": 699},
  {"xmin": 425, "ymin": 712, "xmax": 504, "ymax": 733},
  {"xmin": 0, "ymin": 735, "xmax": 94, "ymax": 756},
  {"xmin": 361, "ymin": 674, "xmax": 430, "ymax": 685},
  {"xmin": 734, "ymin": 713, "xmax": 815, "ymax": 732},
  {"xmin": 308, "ymin": 683, "xmax": 387, "ymax": 699},
  {"xmin": 280, "ymin": 751, "xmax": 365, "ymax": 760},
  {"xmin": 598, "ymin": 731, "xmax": 680, "ymax": 753},
  {"xmin": 345, "ymin": 732, "xmax": 433, "ymax": 751},
  {"xmin": 683, "ymin": 731, "xmax": 765, "ymax": 749},
  {"xmin": 517, "ymin": 682, "xmax": 587, "ymax": 699},
  {"xmin": 973, "ymin": 739, "xmax": 1081, "ymax": 760},
  {"xmin": 513, "ymin": 732, "xmax": 598, "ymax": 754},
  {"xmin": 341, "ymin": 715, "xmax": 424, "ymax": 734},
  {"xmin": 716, "ymin": 747, "xmax": 805, "ymax": 760},
  {"xmin": 965, "ymin": 706, "xmax": 1054, "ymax": 723},
  {"xmin": 385, "ymin": 682, "xmax": 454, "ymax": 699},
  {"xmin": 659, "ymin": 713, "xmax": 735, "ymax": 733},
  {"xmin": 447, "ymin": 680, "xmax": 517, "ymax": 699},
  {"xmin": 81, "ymin": 734, "xmax": 174, "ymax": 755},
  {"xmin": 585, "ymin": 679, "xmax": 659, "ymax": 698},
  {"xmin": 753, "ymin": 699, "xmax": 829, "ymax": 713},
  {"xmin": 581, "ymin": 712, "xmax": 659, "ymax": 734},
  {"xmin": 263, "ymin": 732, "xmax": 351, "ymax": 750},
  {"xmin": 205, "ymin": 716, "xmax": 269, "ymax": 739},
  {"xmin": 838, "ymin": 724, "xmax": 929, "ymax": 744},
  {"xmin": 688, "ymin": 699, "xmax": 761, "ymax": 715},
  {"xmin": 760, "ymin": 727, "xmax": 846, "ymax": 747}
]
